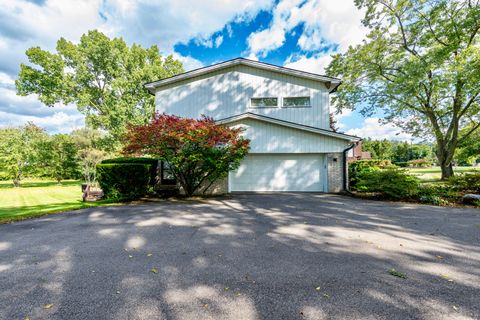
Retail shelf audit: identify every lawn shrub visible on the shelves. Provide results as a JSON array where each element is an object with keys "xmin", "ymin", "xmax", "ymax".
[
  {"xmin": 417, "ymin": 184, "xmax": 457, "ymax": 205},
  {"xmin": 101, "ymin": 157, "xmax": 158, "ymax": 186},
  {"xmin": 407, "ymin": 158, "xmax": 432, "ymax": 167},
  {"xmin": 96, "ymin": 163, "xmax": 151, "ymax": 200},
  {"xmin": 355, "ymin": 168, "xmax": 420, "ymax": 199},
  {"xmin": 448, "ymin": 172, "xmax": 480, "ymax": 193},
  {"xmin": 349, "ymin": 159, "xmax": 392, "ymax": 188}
]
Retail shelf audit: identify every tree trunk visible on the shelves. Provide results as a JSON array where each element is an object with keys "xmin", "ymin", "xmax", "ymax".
[
  {"xmin": 436, "ymin": 144, "xmax": 454, "ymax": 180},
  {"xmin": 440, "ymin": 162, "xmax": 454, "ymax": 180}
]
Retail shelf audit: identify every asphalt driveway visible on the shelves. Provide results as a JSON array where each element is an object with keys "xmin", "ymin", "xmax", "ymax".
[{"xmin": 0, "ymin": 194, "xmax": 479, "ymax": 320}]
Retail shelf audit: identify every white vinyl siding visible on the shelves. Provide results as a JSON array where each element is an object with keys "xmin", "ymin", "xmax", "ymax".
[
  {"xmin": 229, "ymin": 154, "xmax": 327, "ymax": 192},
  {"xmin": 155, "ymin": 65, "xmax": 330, "ymax": 129},
  {"xmin": 228, "ymin": 118, "xmax": 351, "ymax": 153}
]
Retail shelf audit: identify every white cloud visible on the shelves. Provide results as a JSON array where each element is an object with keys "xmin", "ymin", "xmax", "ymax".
[
  {"xmin": 248, "ymin": 0, "xmax": 367, "ymax": 58},
  {"xmin": 346, "ymin": 117, "xmax": 413, "ymax": 141},
  {"xmin": 284, "ymin": 53, "xmax": 333, "ymax": 74},
  {"xmin": 102, "ymin": 0, "xmax": 273, "ymax": 52},
  {"xmin": 214, "ymin": 35, "xmax": 224, "ymax": 48}
]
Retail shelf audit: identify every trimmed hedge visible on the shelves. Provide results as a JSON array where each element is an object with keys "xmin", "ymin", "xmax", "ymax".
[
  {"xmin": 96, "ymin": 163, "xmax": 151, "ymax": 200},
  {"xmin": 101, "ymin": 157, "xmax": 159, "ymax": 186}
]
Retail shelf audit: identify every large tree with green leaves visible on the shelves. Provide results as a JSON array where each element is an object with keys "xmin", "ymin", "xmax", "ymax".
[
  {"xmin": 327, "ymin": 0, "xmax": 480, "ymax": 179},
  {"xmin": 40, "ymin": 134, "xmax": 79, "ymax": 182},
  {"xmin": 0, "ymin": 123, "xmax": 48, "ymax": 186},
  {"xmin": 16, "ymin": 30, "xmax": 184, "ymax": 143}
]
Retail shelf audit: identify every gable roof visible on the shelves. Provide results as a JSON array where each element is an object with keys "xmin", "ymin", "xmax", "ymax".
[
  {"xmin": 216, "ymin": 112, "xmax": 360, "ymax": 142},
  {"xmin": 144, "ymin": 57, "xmax": 342, "ymax": 94}
]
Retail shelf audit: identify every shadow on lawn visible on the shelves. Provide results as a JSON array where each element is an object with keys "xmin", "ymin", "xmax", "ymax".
[
  {"xmin": 0, "ymin": 193, "xmax": 479, "ymax": 319},
  {"xmin": 0, "ymin": 180, "xmax": 81, "ymax": 189}
]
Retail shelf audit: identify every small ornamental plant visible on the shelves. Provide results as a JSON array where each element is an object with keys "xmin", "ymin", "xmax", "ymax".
[{"xmin": 123, "ymin": 113, "xmax": 250, "ymax": 196}]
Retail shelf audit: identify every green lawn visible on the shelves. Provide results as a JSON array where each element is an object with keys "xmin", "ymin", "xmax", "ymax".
[
  {"xmin": 0, "ymin": 179, "xmax": 117, "ymax": 223},
  {"xmin": 407, "ymin": 166, "xmax": 480, "ymax": 183}
]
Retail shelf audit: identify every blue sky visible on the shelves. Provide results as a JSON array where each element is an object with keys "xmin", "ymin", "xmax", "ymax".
[{"xmin": 0, "ymin": 0, "xmax": 412, "ymax": 140}]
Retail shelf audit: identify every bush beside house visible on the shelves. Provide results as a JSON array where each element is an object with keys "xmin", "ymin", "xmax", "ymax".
[{"xmin": 96, "ymin": 157, "xmax": 158, "ymax": 200}]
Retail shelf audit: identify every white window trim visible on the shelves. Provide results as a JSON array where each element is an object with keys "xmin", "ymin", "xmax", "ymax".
[
  {"xmin": 249, "ymin": 97, "xmax": 279, "ymax": 109},
  {"xmin": 282, "ymin": 96, "xmax": 311, "ymax": 108}
]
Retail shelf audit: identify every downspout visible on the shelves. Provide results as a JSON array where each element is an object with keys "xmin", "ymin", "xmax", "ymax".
[{"xmin": 342, "ymin": 142, "xmax": 357, "ymax": 192}]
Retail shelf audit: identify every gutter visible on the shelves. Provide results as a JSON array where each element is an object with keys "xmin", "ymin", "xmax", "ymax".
[{"xmin": 342, "ymin": 142, "xmax": 357, "ymax": 192}]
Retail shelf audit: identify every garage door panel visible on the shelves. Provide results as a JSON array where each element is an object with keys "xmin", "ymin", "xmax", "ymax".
[{"xmin": 230, "ymin": 154, "xmax": 325, "ymax": 192}]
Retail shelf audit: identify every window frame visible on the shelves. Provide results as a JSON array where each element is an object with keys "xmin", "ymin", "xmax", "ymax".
[
  {"xmin": 249, "ymin": 97, "xmax": 279, "ymax": 109},
  {"xmin": 160, "ymin": 161, "xmax": 176, "ymax": 185},
  {"xmin": 282, "ymin": 96, "xmax": 311, "ymax": 108}
]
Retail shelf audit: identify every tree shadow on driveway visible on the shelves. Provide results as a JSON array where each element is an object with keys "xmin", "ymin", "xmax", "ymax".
[{"xmin": 0, "ymin": 193, "xmax": 479, "ymax": 319}]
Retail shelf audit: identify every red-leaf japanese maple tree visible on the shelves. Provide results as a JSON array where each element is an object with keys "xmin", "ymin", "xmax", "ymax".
[{"xmin": 123, "ymin": 113, "xmax": 250, "ymax": 196}]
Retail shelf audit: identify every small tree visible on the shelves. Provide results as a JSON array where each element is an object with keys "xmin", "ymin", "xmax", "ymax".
[
  {"xmin": 71, "ymin": 128, "xmax": 107, "ymax": 185},
  {"xmin": 123, "ymin": 113, "xmax": 250, "ymax": 196}
]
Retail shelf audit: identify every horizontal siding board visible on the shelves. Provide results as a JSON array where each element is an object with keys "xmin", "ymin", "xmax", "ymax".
[
  {"xmin": 155, "ymin": 65, "xmax": 330, "ymax": 129},
  {"xmin": 229, "ymin": 118, "xmax": 350, "ymax": 153}
]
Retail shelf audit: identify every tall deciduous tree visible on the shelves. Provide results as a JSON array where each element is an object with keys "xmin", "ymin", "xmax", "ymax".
[
  {"xmin": 123, "ymin": 113, "xmax": 250, "ymax": 196},
  {"xmin": 327, "ymin": 0, "xmax": 480, "ymax": 179},
  {"xmin": 16, "ymin": 30, "xmax": 184, "ymax": 143}
]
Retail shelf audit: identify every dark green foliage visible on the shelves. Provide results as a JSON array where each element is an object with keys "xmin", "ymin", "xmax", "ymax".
[
  {"xmin": 448, "ymin": 173, "xmax": 480, "ymax": 193},
  {"xmin": 349, "ymin": 159, "xmax": 392, "ymax": 188},
  {"xmin": 96, "ymin": 163, "xmax": 151, "ymax": 200},
  {"xmin": 101, "ymin": 157, "xmax": 159, "ymax": 186},
  {"xmin": 417, "ymin": 184, "xmax": 457, "ymax": 205},
  {"xmin": 355, "ymin": 168, "xmax": 420, "ymax": 199}
]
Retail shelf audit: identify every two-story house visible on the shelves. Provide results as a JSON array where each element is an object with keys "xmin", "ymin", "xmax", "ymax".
[{"xmin": 145, "ymin": 58, "xmax": 360, "ymax": 193}]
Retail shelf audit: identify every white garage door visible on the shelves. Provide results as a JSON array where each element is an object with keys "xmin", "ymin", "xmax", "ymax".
[{"xmin": 229, "ymin": 154, "xmax": 326, "ymax": 192}]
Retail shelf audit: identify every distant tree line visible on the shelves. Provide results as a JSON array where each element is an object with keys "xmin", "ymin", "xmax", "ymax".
[
  {"xmin": 0, "ymin": 123, "xmax": 112, "ymax": 186},
  {"xmin": 362, "ymin": 137, "xmax": 480, "ymax": 166}
]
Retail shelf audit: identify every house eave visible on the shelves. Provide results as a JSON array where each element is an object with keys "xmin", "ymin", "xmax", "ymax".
[{"xmin": 144, "ymin": 58, "xmax": 342, "ymax": 94}]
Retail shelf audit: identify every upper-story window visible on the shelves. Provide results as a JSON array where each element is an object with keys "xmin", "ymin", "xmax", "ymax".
[
  {"xmin": 283, "ymin": 97, "xmax": 311, "ymax": 108},
  {"xmin": 250, "ymin": 97, "xmax": 278, "ymax": 108}
]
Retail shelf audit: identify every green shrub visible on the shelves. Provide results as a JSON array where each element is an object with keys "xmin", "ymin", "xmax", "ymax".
[
  {"xmin": 349, "ymin": 159, "xmax": 392, "ymax": 188},
  {"xmin": 448, "ymin": 172, "xmax": 480, "ymax": 193},
  {"xmin": 101, "ymin": 157, "xmax": 158, "ymax": 186},
  {"xmin": 96, "ymin": 163, "xmax": 151, "ymax": 200},
  {"xmin": 395, "ymin": 161, "xmax": 408, "ymax": 167},
  {"xmin": 407, "ymin": 158, "xmax": 432, "ymax": 167},
  {"xmin": 417, "ymin": 184, "xmax": 458, "ymax": 205},
  {"xmin": 355, "ymin": 168, "xmax": 420, "ymax": 199}
]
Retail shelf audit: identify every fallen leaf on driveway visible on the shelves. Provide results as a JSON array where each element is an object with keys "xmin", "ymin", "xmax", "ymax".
[
  {"xmin": 388, "ymin": 269, "xmax": 407, "ymax": 279},
  {"xmin": 436, "ymin": 255, "xmax": 444, "ymax": 260},
  {"xmin": 224, "ymin": 287, "xmax": 229, "ymax": 291},
  {"xmin": 323, "ymin": 293, "xmax": 330, "ymax": 298},
  {"xmin": 42, "ymin": 304, "xmax": 53, "ymax": 309},
  {"xmin": 147, "ymin": 253, "xmax": 153, "ymax": 257},
  {"xmin": 315, "ymin": 286, "xmax": 321, "ymax": 291},
  {"xmin": 453, "ymin": 305, "xmax": 459, "ymax": 311},
  {"xmin": 128, "ymin": 255, "xmax": 133, "ymax": 258},
  {"xmin": 440, "ymin": 274, "xmax": 453, "ymax": 282},
  {"xmin": 151, "ymin": 268, "xmax": 158, "ymax": 274}
]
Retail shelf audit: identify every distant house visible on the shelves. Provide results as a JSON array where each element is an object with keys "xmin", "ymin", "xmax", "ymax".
[
  {"xmin": 145, "ymin": 58, "xmax": 360, "ymax": 193},
  {"xmin": 348, "ymin": 141, "xmax": 372, "ymax": 162}
]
